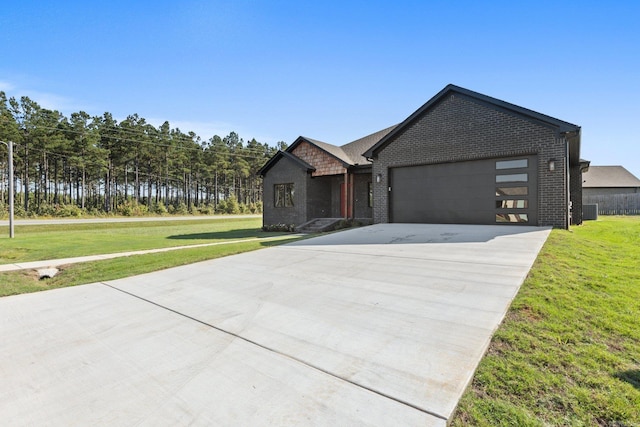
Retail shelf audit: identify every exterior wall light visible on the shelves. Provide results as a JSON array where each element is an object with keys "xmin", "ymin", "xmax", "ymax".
[
  {"xmin": 548, "ymin": 159, "xmax": 556, "ymax": 172},
  {"xmin": 376, "ymin": 173, "xmax": 382, "ymax": 183}
]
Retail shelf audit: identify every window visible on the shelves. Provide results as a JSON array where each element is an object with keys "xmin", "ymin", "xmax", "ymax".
[
  {"xmin": 495, "ymin": 157, "xmax": 531, "ymax": 224},
  {"xmin": 496, "ymin": 159, "xmax": 528, "ymax": 169},
  {"xmin": 496, "ymin": 200, "xmax": 528, "ymax": 209},
  {"xmin": 496, "ymin": 173, "xmax": 528, "ymax": 183},
  {"xmin": 496, "ymin": 213, "xmax": 529, "ymax": 223},
  {"xmin": 496, "ymin": 186, "xmax": 528, "ymax": 196},
  {"xmin": 368, "ymin": 182, "xmax": 373, "ymax": 208},
  {"xmin": 274, "ymin": 183, "xmax": 294, "ymax": 207}
]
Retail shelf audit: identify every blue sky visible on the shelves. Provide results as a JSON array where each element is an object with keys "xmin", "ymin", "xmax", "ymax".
[{"xmin": 1, "ymin": 1, "xmax": 639, "ymax": 176}]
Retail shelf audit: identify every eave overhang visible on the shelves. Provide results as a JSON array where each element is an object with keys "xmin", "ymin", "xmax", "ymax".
[{"xmin": 257, "ymin": 150, "xmax": 315, "ymax": 177}]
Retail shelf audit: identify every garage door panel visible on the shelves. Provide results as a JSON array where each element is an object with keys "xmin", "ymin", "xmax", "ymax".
[{"xmin": 390, "ymin": 156, "xmax": 537, "ymax": 225}]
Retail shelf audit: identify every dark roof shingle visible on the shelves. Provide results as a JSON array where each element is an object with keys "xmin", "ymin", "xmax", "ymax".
[
  {"xmin": 582, "ymin": 166, "xmax": 640, "ymax": 188},
  {"xmin": 341, "ymin": 125, "xmax": 398, "ymax": 165}
]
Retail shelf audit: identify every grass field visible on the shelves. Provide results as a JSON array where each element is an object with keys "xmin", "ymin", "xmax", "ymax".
[
  {"xmin": 452, "ymin": 216, "xmax": 640, "ymax": 426},
  {"xmin": 0, "ymin": 216, "xmax": 304, "ymax": 297},
  {"xmin": 0, "ymin": 216, "xmax": 270, "ymax": 263}
]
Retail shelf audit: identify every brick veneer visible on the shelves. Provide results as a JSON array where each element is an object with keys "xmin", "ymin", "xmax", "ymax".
[
  {"xmin": 570, "ymin": 164, "xmax": 583, "ymax": 225},
  {"xmin": 262, "ymin": 156, "xmax": 308, "ymax": 227},
  {"xmin": 371, "ymin": 93, "xmax": 571, "ymax": 228}
]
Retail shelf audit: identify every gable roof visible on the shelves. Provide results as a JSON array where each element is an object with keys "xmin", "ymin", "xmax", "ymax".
[
  {"xmin": 341, "ymin": 125, "xmax": 398, "ymax": 165},
  {"xmin": 293, "ymin": 136, "xmax": 354, "ymax": 166},
  {"xmin": 260, "ymin": 127, "xmax": 397, "ymax": 176},
  {"xmin": 364, "ymin": 84, "xmax": 582, "ymax": 163},
  {"xmin": 257, "ymin": 150, "xmax": 315, "ymax": 177},
  {"xmin": 582, "ymin": 166, "xmax": 640, "ymax": 188}
]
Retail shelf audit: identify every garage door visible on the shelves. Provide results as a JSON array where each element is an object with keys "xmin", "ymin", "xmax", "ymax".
[{"xmin": 389, "ymin": 156, "xmax": 537, "ymax": 225}]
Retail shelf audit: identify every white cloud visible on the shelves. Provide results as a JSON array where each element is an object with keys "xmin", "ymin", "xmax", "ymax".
[
  {"xmin": 0, "ymin": 80, "xmax": 16, "ymax": 91},
  {"xmin": 0, "ymin": 79, "xmax": 92, "ymax": 114},
  {"xmin": 22, "ymin": 90, "xmax": 85, "ymax": 113}
]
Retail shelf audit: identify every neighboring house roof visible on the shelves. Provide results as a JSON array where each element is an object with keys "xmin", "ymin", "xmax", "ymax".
[
  {"xmin": 582, "ymin": 166, "xmax": 640, "ymax": 188},
  {"xmin": 257, "ymin": 150, "xmax": 315, "ymax": 177},
  {"xmin": 363, "ymin": 84, "xmax": 582, "ymax": 164}
]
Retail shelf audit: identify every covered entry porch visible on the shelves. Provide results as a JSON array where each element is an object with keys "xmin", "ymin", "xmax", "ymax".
[{"xmin": 300, "ymin": 169, "xmax": 372, "ymax": 231}]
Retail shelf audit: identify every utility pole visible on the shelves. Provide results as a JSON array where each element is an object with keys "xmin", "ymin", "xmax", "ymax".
[{"xmin": 1, "ymin": 141, "xmax": 14, "ymax": 238}]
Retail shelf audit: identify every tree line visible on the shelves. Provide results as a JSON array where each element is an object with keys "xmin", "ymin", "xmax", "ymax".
[{"xmin": 0, "ymin": 92, "xmax": 286, "ymax": 217}]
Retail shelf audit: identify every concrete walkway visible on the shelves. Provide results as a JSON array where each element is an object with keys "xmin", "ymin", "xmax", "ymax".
[
  {"xmin": 0, "ymin": 234, "xmax": 303, "ymax": 272},
  {"xmin": 0, "ymin": 224, "xmax": 551, "ymax": 426}
]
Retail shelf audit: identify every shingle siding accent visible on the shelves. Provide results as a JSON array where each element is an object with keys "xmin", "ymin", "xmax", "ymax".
[
  {"xmin": 292, "ymin": 141, "xmax": 347, "ymax": 177},
  {"xmin": 372, "ymin": 94, "xmax": 570, "ymax": 228}
]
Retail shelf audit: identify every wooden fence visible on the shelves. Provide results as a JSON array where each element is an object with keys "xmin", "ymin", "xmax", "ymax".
[{"xmin": 583, "ymin": 193, "xmax": 640, "ymax": 215}]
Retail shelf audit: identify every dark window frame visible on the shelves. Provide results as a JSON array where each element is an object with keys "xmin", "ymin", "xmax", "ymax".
[
  {"xmin": 274, "ymin": 183, "xmax": 294, "ymax": 208},
  {"xmin": 496, "ymin": 158, "xmax": 528, "ymax": 170},
  {"xmin": 496, "ymin": 200, "xmax": 528, "ymax": 209}
]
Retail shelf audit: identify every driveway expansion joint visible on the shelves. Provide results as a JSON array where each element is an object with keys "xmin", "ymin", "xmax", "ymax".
[{"xmin": 101, "ymin": 281, "xmax": 449, "ymax": 422}]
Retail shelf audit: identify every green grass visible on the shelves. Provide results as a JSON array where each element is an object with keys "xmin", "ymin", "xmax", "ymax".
[
  {"xmin": 452, "ymin": 216, "xmax": 640, "ymax": 426},
  {"xmin": 0, "ymin": 216, "xmax": 306, "ymax": 297},
  {"xmin": 0, "ymin": 217, "xmax": 274, "ymax": 263},
  {"xmin": 0, "ymin": 237, "xmax": 301, "ymax": 297}
]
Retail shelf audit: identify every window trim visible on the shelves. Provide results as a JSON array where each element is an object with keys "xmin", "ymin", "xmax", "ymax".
[
  {"xmin": 496, "ymin": 158, "xmax": 528, "ymax": 170},
  {"xmin": 496, "ymin": 173, "xmax": 528, "ymax": 183},
  {"xmin": 274, "ymin": 183, "xmax": 294, "ymax": 208}
]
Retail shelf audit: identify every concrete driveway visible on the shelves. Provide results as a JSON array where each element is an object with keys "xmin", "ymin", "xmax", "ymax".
[{"xmin": 0, "ymin": 224, "xmax": 550, "ymax": 426}]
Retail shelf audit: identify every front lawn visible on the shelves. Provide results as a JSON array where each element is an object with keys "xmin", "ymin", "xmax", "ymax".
[
  {"xmin": 0, "ymin": 217, "xmax": 269, "ymax": 263},
  {"xmin": 0, "ymin": 217, "xmax": 305, "ymax": 297},
  {"xmin": 452, "ymin": 216, "xmax": 640, "ymax": 426}
]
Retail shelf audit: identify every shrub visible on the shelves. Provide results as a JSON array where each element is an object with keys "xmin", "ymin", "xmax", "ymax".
[
  {"xmin": 214, "ymin": 200, "xmax": 227, "ymax": 214},
  {"xmin": 150, "ymin": 201, "xmax": 168, "ymax": 215},
  {"xmin": 55, "ymin": 203, "xmax": 84, "ymax": 217},
  {"xmin": 262, "ymin": 223, "xmax": 296, "ymax": 232},
  {"xmin": 199, "ymin": 204, "xmax": 215, "ymax": 215},
  {"xmin": 116, "ymin": 201, "xmax": 149, "ymax": 216},
  {"xmin": 168, "ymin": 202, "xmax": 188, "ymax": 215},
  {"xmin": 224, "ymin": 196, "xmax": 240, "ymax": 214}
]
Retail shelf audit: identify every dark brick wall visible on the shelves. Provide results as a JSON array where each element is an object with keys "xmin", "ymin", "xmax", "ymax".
[
  {"xmin": 307, "ymin": 176, "xmax": 333, "ymax": 219},
  {"xmin": 353, "ymin": 173, "xmax": 372, "ymax": 219},
  {"xmin": 570, "ymin": 165, "xmax": 583, "ymax": 225},
  {"xmin": 262, "ymin": 156, "xmax": 308, "ymax": 227},
  {"xmin": 371, "ymin": 93, "xmax": 571, "ymax": 228},
  {"xmin": 330, "ymin": 176, "xmax": 342, "ymax": 217}
]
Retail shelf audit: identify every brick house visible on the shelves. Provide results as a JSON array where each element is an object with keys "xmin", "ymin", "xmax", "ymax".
[
  {"xmin": 259, "ymin": 84, "xmax": 587, "ymax": 229},
  {"xmin": 582, "ymin": 166, "xmax": 640, "ymax": 197}
]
